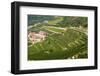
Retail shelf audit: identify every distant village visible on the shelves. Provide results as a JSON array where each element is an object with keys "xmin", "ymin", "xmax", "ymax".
[{"xmin": 28, "ymin": 31, "xmax": 47, "ymax": 45}]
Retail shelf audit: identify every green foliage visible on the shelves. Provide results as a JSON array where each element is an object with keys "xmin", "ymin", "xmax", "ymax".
[{"xmin": 58, "ymin": 16, "xmax": 88, "ymax": 27}]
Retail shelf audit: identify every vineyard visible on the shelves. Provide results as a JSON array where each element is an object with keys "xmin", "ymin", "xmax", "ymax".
[{"xmin": 28, "ymin": 15, "xmax": 88, "ymax": 60}]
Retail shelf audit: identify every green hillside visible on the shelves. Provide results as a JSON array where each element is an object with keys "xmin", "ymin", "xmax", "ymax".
[{"xmin": 28, "ymin": 15, "xmax": 88, "ymax": 60}]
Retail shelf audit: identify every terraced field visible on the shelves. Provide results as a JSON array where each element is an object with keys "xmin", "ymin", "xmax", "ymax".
[{"xmin": 28, "ymin": 26, "xmax": 88, "ymax": 60}]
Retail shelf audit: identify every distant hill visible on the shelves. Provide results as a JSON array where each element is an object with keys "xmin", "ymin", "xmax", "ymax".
[
  {"xmin": 28, "ymin": 15, "xmax": 88, "ymax": 28},
  {"xmin": 57, "ymin": 16, "xmax": 88, "ymax": 27},
  {"xmin": 28, "ymin": 15, "xmax": 55, "ymax": 25}
]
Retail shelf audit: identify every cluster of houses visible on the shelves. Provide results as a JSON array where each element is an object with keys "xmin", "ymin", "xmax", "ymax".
[{"xmin": 28, "ymin": 31, "xmax": 47, "ymax": 44}]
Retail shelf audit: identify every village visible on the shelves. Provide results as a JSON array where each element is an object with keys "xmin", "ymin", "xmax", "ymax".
[{"xmin": 28, "ymin": 31, "xmax": 47, "ymax": 45}]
